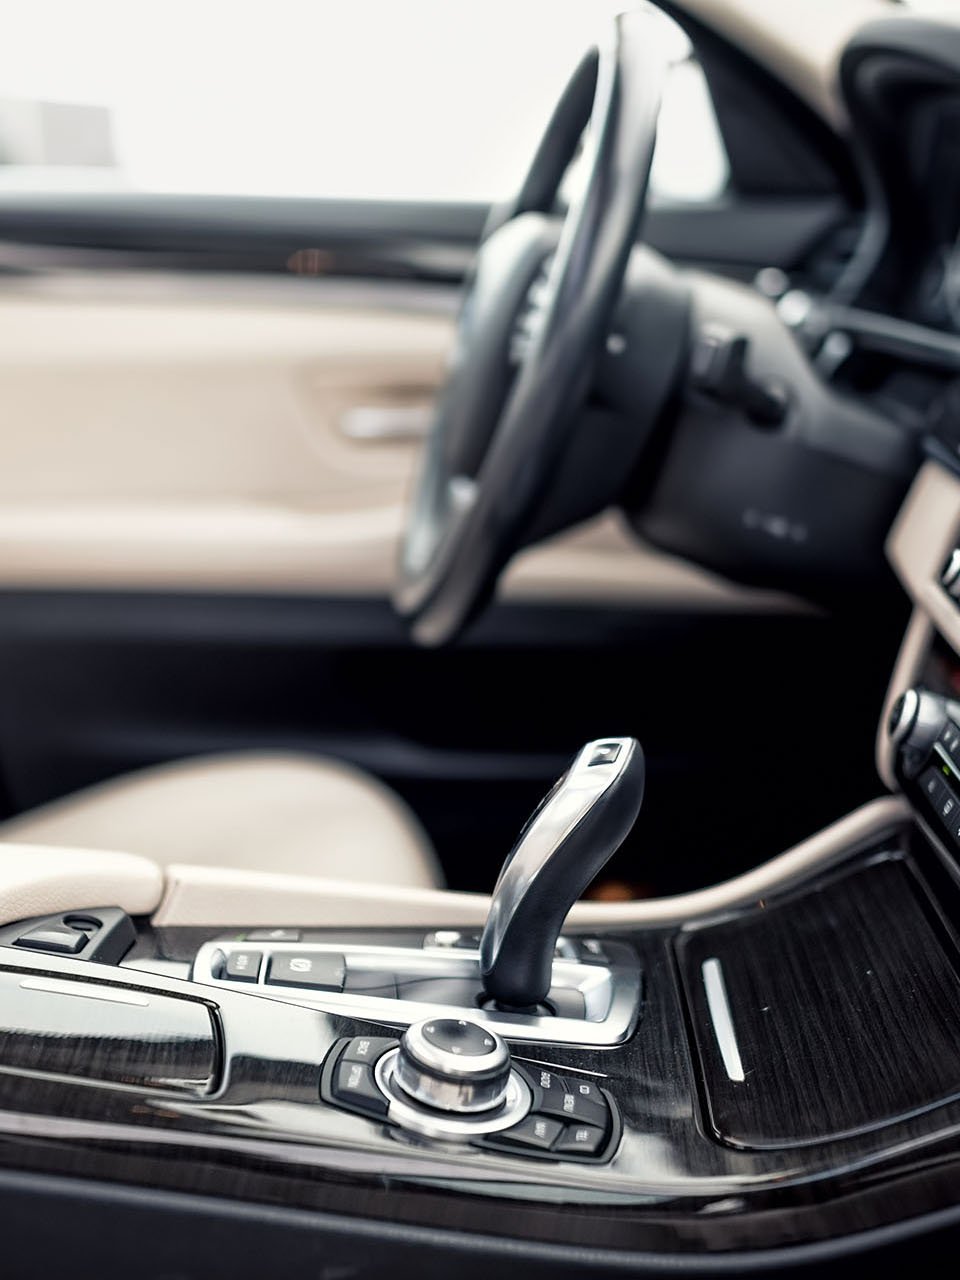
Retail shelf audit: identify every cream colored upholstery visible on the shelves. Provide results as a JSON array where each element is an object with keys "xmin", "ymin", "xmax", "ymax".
[
  {"xmin": 0, "ymin": 753, "xmax": 442, "ymax": 890},
  {"xmin": 0, "ymin": 844, "xmax": 164, "ymax": 925}
]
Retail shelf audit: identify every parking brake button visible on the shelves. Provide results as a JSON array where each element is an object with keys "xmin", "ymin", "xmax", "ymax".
[{"xmin": 267, "ymin": 952, "xmax": 345, "ymax": 991}]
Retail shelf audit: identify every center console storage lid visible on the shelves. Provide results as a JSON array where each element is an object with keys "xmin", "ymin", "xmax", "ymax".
[{"xmin": 677, "ymin": 856, "xmax": 960, "ymax": 1148}]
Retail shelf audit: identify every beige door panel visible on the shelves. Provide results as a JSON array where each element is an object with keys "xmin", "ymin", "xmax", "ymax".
[{"xmin": 0, "ymin": 272, "xmax": 799, "ymax": 610}]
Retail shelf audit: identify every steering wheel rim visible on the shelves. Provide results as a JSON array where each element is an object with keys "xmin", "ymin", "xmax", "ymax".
[{"xmin": 395, "ymin": 8, "xmax": 671, "ymax": 646}]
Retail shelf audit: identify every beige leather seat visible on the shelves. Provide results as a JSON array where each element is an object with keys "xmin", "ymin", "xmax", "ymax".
[{"xmin": 0, "ymin": 753, "xmax": 443, "ymax": 889}]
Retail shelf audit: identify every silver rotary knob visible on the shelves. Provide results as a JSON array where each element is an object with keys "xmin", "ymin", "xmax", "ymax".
[{"xmin": 394, "ymin": 1017, "xmax": 511, "ymax": 1113}]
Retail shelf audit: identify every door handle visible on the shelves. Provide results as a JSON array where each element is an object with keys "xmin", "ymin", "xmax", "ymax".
[{"xmin": 339, "ymin": 404, "xmax": 434, "ymax": 442}]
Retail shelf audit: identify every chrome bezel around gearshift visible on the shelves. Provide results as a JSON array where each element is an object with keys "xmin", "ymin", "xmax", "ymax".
[{"xmin": 191, "ymin": 939, "xmax": 641, "ymax": 1046}]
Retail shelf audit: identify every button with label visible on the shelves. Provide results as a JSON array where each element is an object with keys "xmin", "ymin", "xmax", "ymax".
[
  {"xmin": 941, "ymin": 789, "xmax": 959, "ymax": 822},
  {"xmin": 487, "ymin": 1114, "xmax": 563, "ymax": 1151},
  {"xmin": 342, "ymin": 1036, "xmax": 397, "ymax": 1066},
  {"xmin": 553, "ymin": 1122, "xmax": 607, "ymax": 1156},
  {"xmin": 246, "ymin": 928, "xmax": 301, "ymax": 943},
  {"xmin": 223, "ymin": 949, "xmax": 262, "ymax": 982},
  {"xmin": 588, "ymin": 742, "xmax": 621, "ymax": 767},
  {"xmin": 332, "ymin": 1058, "xmax": 388, "ymax": 1117},
  {"xmin": 538, "ymin": 1078, "xmax": 610, "ymax": 1129},
  {"xmin": 519, "ymin": 1065, "xmax": 570, "ymax": 1111},
  {"xmin": 267, "ymin": 952, "xmax": 345, "ymax": 991}
]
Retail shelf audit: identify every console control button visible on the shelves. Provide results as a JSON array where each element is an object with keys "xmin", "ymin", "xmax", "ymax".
[
  {"xmin": 520, "ymin": 1065, "xmax": 570, "ymax": 1109},
  {"xmin": 342, "ymin": 1036, "xmax": 396, "ymax": 1066},
  {"xmin": 538, "ymin": 1078, "xmax": 610, "ymax": 1129},
  {"xmin": 333, "ymin": 1058, "xmax": 389, "ymax": 1117},
  {"xmin": 554, "ymin": 1122, "xmax": 607, "ymax": 1156},
  {"xmin": 223, "ymin": 949, "xmax": 262, "ymax": 982},
  {"xmin": 920, "ymin": 767, "xmax": 947, "ymax": 807},
  {"xmin": 394, "ymin": 1017, "xmax": 511, "ymax": 1114},
  {"xmin": 942, "ymin": 722, "xmax": 960, "ymax": 757},
  {"xmin": 486, "ymin": 1114, "xmax": 562, "ymax": 1151},
  {"xmin": 246, "ymin": 928, "xmax": 301, "ymax": 943},
  {"xmin": 14, "ymin": 924, "xmax": 87, "ymax": 955},
  {"xmin": 267, "ymin": 952, "xmax": 345, "ymax": 991}
]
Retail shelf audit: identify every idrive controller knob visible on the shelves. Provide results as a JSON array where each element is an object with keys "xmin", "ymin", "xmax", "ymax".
[{"xmin": 394, "ymin": 1017, "xmax": 511, "ymax": 1113}]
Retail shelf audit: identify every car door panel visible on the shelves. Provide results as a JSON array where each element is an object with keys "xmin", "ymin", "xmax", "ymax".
[{"xmin": 0, "ymin": 191, "xmax": 888, "ymax": 894}]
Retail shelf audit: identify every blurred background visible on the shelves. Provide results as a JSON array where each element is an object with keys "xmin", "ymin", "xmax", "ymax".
[
  {"xmin": 0, "ymin": 1, "xmax": 725, "ymax": 203},
  {"xmin": 0, "ymin": 1, "xmax": 916, "ymax": 897}
]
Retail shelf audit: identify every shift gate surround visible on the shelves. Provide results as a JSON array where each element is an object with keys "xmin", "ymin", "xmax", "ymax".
[{"xmin": 192, "ymin": 937, "xmax": 642, "ymax": 1047}]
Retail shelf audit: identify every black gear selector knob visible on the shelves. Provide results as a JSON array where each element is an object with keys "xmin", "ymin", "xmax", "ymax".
[{"xmin": 480, "ymin": 737, "xmax": 644, "ymax": 1010}]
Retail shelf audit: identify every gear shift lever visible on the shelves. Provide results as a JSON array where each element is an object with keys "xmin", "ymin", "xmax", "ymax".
[{"xmin": 480, "ymin": 737, "xmax": 644, "ymax": 1010}]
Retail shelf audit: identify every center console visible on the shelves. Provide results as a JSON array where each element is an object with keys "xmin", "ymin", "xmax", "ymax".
[{"xmin": 6, "ymin": 463, "xmax": 960, "ymax": 1273}]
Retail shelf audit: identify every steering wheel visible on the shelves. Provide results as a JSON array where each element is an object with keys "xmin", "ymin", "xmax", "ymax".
[{"xmin": 394, "ymin": 8, "xmax": 672, "ymax": 646}]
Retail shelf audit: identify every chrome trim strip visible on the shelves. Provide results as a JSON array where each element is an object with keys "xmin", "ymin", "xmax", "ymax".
[
  {"xmin": 19, "ymin": 977, "xmax": 151, "ymax": 1007},
  {"xmin": 340, "ymin": 404, "xmax": 434, "ymax": 442},
  {"xmin": 702, "ymin": 957, "xmax": 745, "ymax": 1083}
]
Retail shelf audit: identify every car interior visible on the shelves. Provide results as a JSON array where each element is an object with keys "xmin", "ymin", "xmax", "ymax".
[{"xmin": 2, "ymin": 0, "xmax": 960, "ymax": 1275}]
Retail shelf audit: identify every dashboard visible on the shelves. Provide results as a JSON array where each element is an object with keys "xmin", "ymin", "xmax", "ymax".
[
  {"xmin": 904, "ymin": 92, "xmax": 960, "ymax": 331},
  {"xmin": 840, "ymin": 17, "xmax": 960, "ymax": 332}
]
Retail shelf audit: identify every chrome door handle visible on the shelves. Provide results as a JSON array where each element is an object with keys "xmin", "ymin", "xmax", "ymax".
[{"xmin": 339, "ymin": 404, "xmax": 434, "ymax": 442}]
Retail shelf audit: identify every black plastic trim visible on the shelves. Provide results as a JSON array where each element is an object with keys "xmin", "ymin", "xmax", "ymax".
[
  {"xmin": 0, "ymin": 193, "xmax": 853, "ymax": 281},
  {"xmin": 2, "ymin": 1165, "xmax": 960, "ymax": 1278}
]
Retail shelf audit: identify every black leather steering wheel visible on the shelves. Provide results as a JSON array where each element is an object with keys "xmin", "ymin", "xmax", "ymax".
[{"xmin": 394, "ymin": 9, "xmax": 671, "ymax": 646}]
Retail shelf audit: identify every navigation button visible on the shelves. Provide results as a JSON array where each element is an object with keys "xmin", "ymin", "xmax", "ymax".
[{"xmin": 332, "ymin": 1058, "xmax": 388, "ymax": 1117}]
